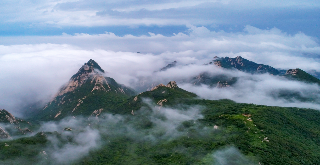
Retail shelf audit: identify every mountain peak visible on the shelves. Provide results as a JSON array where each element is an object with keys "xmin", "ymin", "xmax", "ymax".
[
  {"xmin": 159, "ymin": 61, "xmax": 177, "ymax": 71},
  {"xmin": 151, "ymin": 81, "xmax": 178, "ymax": 91},
  {"xmin": 86, "ymin": 59, "xmax": 104, "ymax": 73},
  {"xmin": 213, "ymin": 56, "xmax": 280, "ymax": 75},
  {"xmin": 286, "ymin": 68, "xmax": 320, "ymax": 85},
  {"xmin": 56, "ymin": 59, "xmax": 106, "ymax": 97},
  {"xmin": 0, "ymin": 109, "xmax": 17, "ymax": 124},
  {"xmin": 166, "ymin": 81, "xmax": 178, "ymax": 88},
  {"xmin": 71, "ymin": 59, "xmax": 104, "ymax": 79}
]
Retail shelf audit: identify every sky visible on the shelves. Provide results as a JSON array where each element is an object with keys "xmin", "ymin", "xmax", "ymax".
[{"xmin": 1, "ymin": 0, "xmax": 320, "ymax": 116}]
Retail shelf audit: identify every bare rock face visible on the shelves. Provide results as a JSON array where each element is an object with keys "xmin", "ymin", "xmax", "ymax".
[
  {"xmin": 151, "ymin": 84, "xmax": 166, "ymax": 91},
  {"xmin": 0, "ymin": 109, "xmax": 32, "ymax": 137},
  {"xmin": 151, "ymin": 81, "xmax": 178, "ymax": 91},
  {"xmin": 286, "ymin": 69, "xmax": 299, "ymax": 76},
  {"xmin": 212, "ymin": 56, "xmax": 280, "ymax": 75},
  {"xmin": 56, "ymin": 59, "xmax": 106, "ymax": 97},
  {"xmin": 39, "ymin": 59, "xmax": 136, "ymax": 121},
  {"xmin": 0, "ymin": 109, "xmax": 17, "ymax": 124},
  {"xmin": 0, "ymin": 127, "xmax": 10, "ymax": 139},
  {"xmin": 166, "ymin": 81, "xmax": 177, "ymax": 88}
]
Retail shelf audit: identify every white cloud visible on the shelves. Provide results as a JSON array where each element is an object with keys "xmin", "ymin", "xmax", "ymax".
[
  {"xmin": 180, "ymin": 73, "xmax": 320, "ymax": 110},
  {"xmin": 1, "ymin": 0, "xmax": 319, "ymax": 27},
  {"xmin": 1, "ymin": 25, "xmax": 319, "ymax": 67},
  {"xmin": 112, "ymin": 0, "xmax": 219, "ymax": 12},
  {"xmin": 212, "ymin": 146, "xmax": 256, "ymax": 165},
  {"xmin": 39, "ymin": 117, "xmax": 101, "ymax": 164},
  {"xmin": 0, "ymin": 26, "xmax": 319, "ymax": 116}
]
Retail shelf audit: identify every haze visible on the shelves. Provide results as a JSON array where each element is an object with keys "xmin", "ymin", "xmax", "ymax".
[{"xmin": 0, "ymin": 0, "xmax": 320, "ymax": 117}]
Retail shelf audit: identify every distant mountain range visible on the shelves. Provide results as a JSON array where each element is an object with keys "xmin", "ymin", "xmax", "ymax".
[
  {"xmin": 1, "ymin": 58, "xmax": 320, "ymax": 164},
  {"xmin": 211, "ymin": 56, "xmax": 280, "ymax": 75}
]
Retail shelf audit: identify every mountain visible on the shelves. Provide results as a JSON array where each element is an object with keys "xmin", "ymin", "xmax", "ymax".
[
  {"xmin": 159, "ymin": 61, "xmax": 177, "ymax": 71},
  {"xmin": 139, "ymin": 56, "xmax": 320, "ymax": 90},
  {"xmin": 0, "ymin": 109, "xmax": 32, "ymax": 139},
  {"xmin": 35, "ymin": 59, "xmax": 136, "ymax": 121},
  {"xmin": 211, "ymin": 56, "xmax": 280, "ymax": 75},
  {"xmin": 67, "ymin": 83, "xmax": 320, "ymax": 165},
  {"xmin": 40, "ymin": 82, "xmax": 320, "ymax": 164},
  {"xmin": 286, "ymin": 68, "xmax": 320, "ymax": 85},
  {"xmin": 155, "ymin": 56, "xmax": 280, "ymax": 88},
  {"xmin": 2, "ymin": 59, "xmax": 320, "ymax": 165},
  {"xmin": 190, "ymin": 72, "xmax": 237, "ymax": 87},
  {"xmin": 153, "ymin": 58, "xmax": 320, "ymax": 105}
]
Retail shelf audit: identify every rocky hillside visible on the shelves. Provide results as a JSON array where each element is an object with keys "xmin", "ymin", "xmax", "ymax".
[
  {"xmin": 0, "ymin": 109, "xmax": 32, "ymax": 139},
  {"xmin": 159, "ymin": 61, "xmax": 177, "ymax": 71},
  {"xmin": 286, "ymin": 68, "xmax": 320, "ymax": 85},
  {"xmin": 35, "ymin": 59, "xmax": 136, "ymax": 121},
  {"xmin": 1, "ymin": 60, "xmax": 320, "ymax": 164},
  {"xmin": 211, "ymin": 56, "xmax": 280, "ymax": 75}
]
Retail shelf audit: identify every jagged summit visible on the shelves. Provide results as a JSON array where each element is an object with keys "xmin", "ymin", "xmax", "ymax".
[
  {"xmin": 87, "ymin": 59, "xmax": 105, "ymax": 73},
  {"xmin": 211, "ymin": 56, "xmax": 280, "ymax": 75},
  {"xmin": 159, "ymin": 61, "xmax": 177, "ymax": 71},
  {"xmin": 71, "ymin": 59, "xmax": 104, "ymax": 79},
  {"xmin": 151, "ymin": 81, "xmax": 178, "ymax": 91},
  {"xmin": 0, "ymin": 109, "xmax": 32, "ymax": 138},
  {"xmin": 0, "ymin": 109, "xmax": 17, "ymax": 124},
  {"xmin": 57, "ymin": 59, "xmax": 107, "ymax": 97},
  {"xmin": 38, "ymin": 60, "xmax": 136, "ymax": 120},
  {"xmin": 286, "ymin": 68, "xmax": 320, "ymax": 85}
]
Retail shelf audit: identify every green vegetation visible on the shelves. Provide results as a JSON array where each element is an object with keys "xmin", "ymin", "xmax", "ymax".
[
  {"xmin": 2, "ymin": 58, "xmax": 320, "ymax": 164},
  {"xmin": 33, "ymin": 76, "xmax": 135, "ymax": 121},
  {"xmin": 0, "ymin": 132, "xmax": 48, "ymax": 164},
  {"xmin": 213, "ymin": 56, "xmax": 280, "ymax": 75},
  {"xmin": 286, "ymin": 68, "xmax": 320, "ymax": 85},
  {"xmin": 2, "ymin": 84, "xmax": 320, "ymax": 164}
]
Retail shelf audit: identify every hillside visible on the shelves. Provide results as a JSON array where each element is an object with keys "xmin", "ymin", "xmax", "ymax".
[
  {"xmin": 211, "ymin": 56, "xmax": 280, "ymax": 75},
  {"xmin": 0, "ymin": 109, "xmax": 32, "ymax": 139},
  {"xmin": 34, "ymin": 59, "xmax": 136, "ymax": 121},
  {"xmin": 1, "ymin": 81, "xmax": 320, "ymax": 164},
  {"xmin": 286, "ymin": 68, "xmax": 320, "ymax": 85},
  {"xmin": 1, "ymin": 59, "xmax": 320, "ymax": 165}
]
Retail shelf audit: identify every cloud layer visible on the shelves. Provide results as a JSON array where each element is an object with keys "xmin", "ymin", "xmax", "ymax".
[
  {"xmin": 0, "ymin": 26, "xmax": 319, "ymax": 116},
  {"xmin": 1, "ymin": 0, "xmax": 319, "ymax": 28}
]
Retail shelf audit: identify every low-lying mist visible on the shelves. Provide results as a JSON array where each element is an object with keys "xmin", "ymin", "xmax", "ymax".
[
  {"xmin": 0, "ymin": 99, "xmax": 211, "ymax": 164},
  {"xmin": 127, "ymin": 63, "xmax": 320, "ymax": 110},
  {"xmin": 179, "ymin": 71, "xmax": 320, "ymax": 110},
  {"xmin": 1, "ymin": 25, "xmax": 320, "ymax": 117}
]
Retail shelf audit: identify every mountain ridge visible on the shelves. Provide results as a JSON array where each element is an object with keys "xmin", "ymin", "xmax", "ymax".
[
  {"xmin": 34, "ymin": 59, "xmax": 136, "ymax": 121},
  {"xmin": 1, "ymin": 58, "xmax": 320, "ymax": 165}
]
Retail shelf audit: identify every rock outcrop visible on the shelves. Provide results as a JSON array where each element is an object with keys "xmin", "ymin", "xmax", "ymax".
[
  {"xmin": 38, "ymin": 59, "xmax": 136, "ymax": 121},
  {"xmin": 0, "ymin": 109, "xmax": 32, "ymax": 137},
  {"xmin": 211, "ymin": 56, "xmax": 280, "ymax": 75}
]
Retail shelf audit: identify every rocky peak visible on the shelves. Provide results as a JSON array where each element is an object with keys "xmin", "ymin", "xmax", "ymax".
[
  {"xmin": 232, "ymin": 56, "xmax": 244, "ymax": 66},
  {"xmin": 151, "ymin": 81, "xmax": 178, "ymax": 91},
  {"xmin": 166, "ymin": 81, "xmax": 177, "ymax": 88},
  {"xmin": 0, "ymin": 127, "xmax": 10, "ymax": 139},
  {"xmin": 86, "ymin": 59, "xmax": 105, "ymax": 73},
  {"xmin": 235, "ymin": 56, "xmax": 243, "ymax": 61},
  {"xmin": 56, "ymin": 59, "xmax": 107, "ymax": 97},
  {"xmin": 285, "ymin": 68, "xmax": 320, "ymax": 85},
  {"xmin": 286, "ymin": 69, "xmax": 299, "ymax": 76},
  {"xmin": 160, "ymin": 61, "xmax": 177, "ymax": 71},
  {"xmin": 72, "ymin": 59, "xmax": 104, "ymax": 79},
  {"xmin": 212, "ymin": 56, "xmax": 280, "ymax": 75},
  {"xmin": 0, "ymin": 109, "xmax": 17, "ymax": 124}
]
